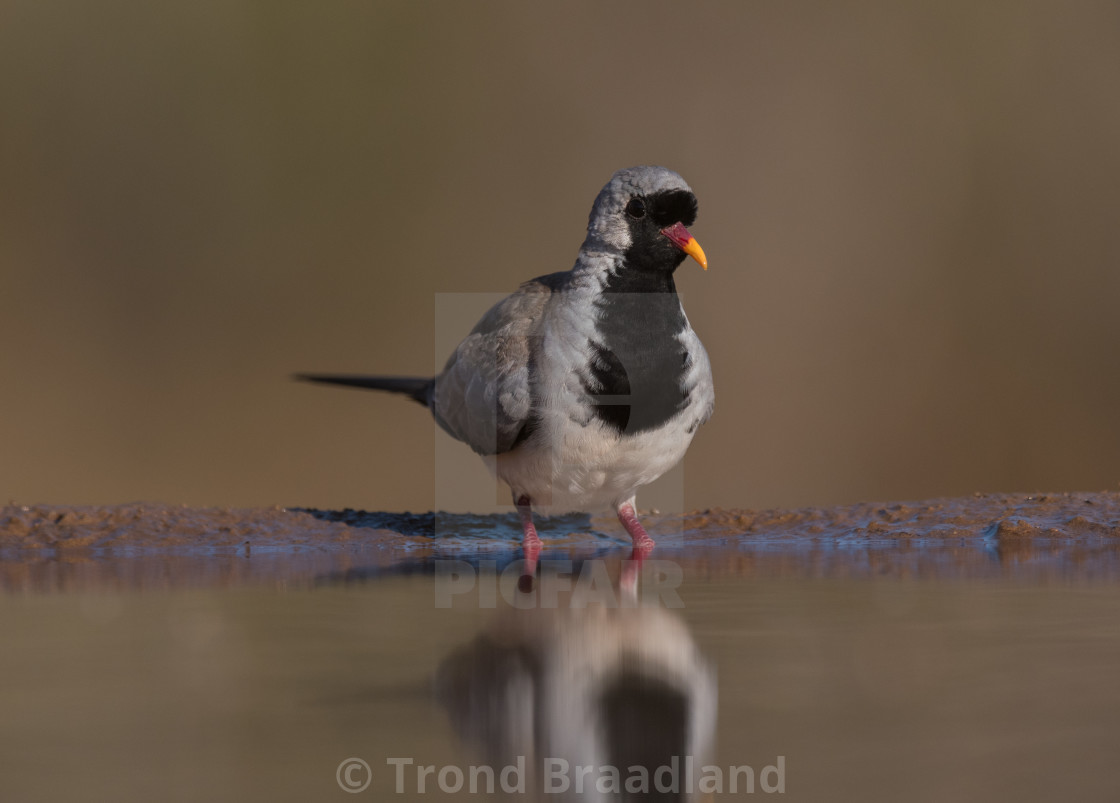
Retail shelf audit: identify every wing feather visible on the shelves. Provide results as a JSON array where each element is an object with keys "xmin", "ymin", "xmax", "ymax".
[{"xmin": 431, "ymin": 273, "xmax": 567, "ymax": 455}]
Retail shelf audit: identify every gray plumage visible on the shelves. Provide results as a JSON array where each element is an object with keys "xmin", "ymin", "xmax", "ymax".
[{"xmin": 429, "ymin": 272, "xmax": 563, "ymax": 455}]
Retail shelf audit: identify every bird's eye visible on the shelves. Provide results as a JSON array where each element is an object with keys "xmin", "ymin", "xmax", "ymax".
[{"xmin": 625, "ymin": 197, "xmax": 647, "ymax": 219}]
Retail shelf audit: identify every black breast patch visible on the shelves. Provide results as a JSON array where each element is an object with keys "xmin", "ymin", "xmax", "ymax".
[{"xmin": 583, "ymin": 289, "xmax": 690, "ymax": 435}]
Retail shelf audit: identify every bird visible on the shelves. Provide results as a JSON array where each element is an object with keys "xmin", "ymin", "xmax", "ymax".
[{"xmin": 298, "ymin": 166, "xmax": 714, "ymax": 555}]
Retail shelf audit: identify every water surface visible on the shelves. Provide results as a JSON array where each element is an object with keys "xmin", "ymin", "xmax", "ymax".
[{"xmin": 2, "ymin": 497, "xmax": 1119, "ymax": 801}]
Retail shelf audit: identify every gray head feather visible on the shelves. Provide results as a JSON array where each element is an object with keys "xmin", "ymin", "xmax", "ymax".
[{"xmin": 581, "ymin": 166, "xmax": 694, "ymax": 254}]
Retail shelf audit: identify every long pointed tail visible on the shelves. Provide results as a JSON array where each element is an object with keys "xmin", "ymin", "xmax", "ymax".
[{"xmin": 294, "ymin": 373, "xmax": 433, "ymax": 406}]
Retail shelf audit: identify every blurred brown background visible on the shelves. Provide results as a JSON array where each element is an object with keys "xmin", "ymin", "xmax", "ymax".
[{"xmin": 2, "ymin": 2, "xmax": 1119, "ymax": 513}]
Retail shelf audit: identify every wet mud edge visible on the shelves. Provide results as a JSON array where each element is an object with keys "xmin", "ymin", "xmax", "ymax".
[{"xmin": 2, "ymin": 491, "xmax": 1119, "ymax": 590}]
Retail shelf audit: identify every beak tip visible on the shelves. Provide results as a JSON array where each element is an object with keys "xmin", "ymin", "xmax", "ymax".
[{"xmin": 686, "ymin": 241, "xmax": 708, "ymax": 271}]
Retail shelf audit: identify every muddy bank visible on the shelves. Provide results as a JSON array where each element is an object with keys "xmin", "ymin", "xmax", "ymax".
[{"xmin": 2, "ymin": 492, "xmax": 1119, "ymax": 591}]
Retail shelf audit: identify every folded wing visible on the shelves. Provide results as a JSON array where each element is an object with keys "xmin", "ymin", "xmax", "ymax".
[{"xmin": 432, "ymin": 273, "xmax": 566, "ymax": 455}]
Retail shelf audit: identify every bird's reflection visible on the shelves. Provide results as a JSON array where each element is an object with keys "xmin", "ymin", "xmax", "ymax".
[{"xmin": 436, "ymin": 559, "xmax": 716, "ymax": 801}]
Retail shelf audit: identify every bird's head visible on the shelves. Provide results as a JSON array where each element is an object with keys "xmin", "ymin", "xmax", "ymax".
[{"xmin": 582, "ymin": 166, "xmax": 707, "ymax": 273}]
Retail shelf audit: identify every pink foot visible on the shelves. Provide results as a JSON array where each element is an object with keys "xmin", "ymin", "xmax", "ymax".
[
  {"xmin": 516, "ymin": 495, "xmax": 540, "ymax": 593},
  {"xmin": 617, "ymin": 502, "xmax": 656, "ymax": 550},
  {"xmin": 518, "ymin": 547, "xmax": 539, "ymax": 594},
  {"xmin": 620, "ymin": 544, "xmax": 653, "ymax": 598}
]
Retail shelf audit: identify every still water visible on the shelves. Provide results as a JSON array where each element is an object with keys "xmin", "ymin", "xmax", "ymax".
[{"xmin": 2, "ymin": 540, "xmax": 1119, "ymax": 802}]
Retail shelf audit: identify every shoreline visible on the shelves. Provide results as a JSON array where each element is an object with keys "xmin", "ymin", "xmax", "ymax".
[{"xmin": 2, "ymin": 492, "xmax": 1118, "ymax": 591}]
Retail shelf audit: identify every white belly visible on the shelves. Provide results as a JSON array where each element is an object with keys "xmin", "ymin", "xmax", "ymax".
[{"xmin": 495, "ymin": 406, "xmax": 702, "ymax": 511}]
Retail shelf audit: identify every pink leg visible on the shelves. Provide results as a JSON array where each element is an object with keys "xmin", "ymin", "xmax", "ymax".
[
  {"xmin": 516, "ymin": 495, "xmax": 542, "ymax": 549},
  {"xmin": 616, "ymin": 501, "xmax": 656, "ymax": 550},
  {"xmin": 516, "ymin": 495, "xmax": 540, "ymax": 593}
]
